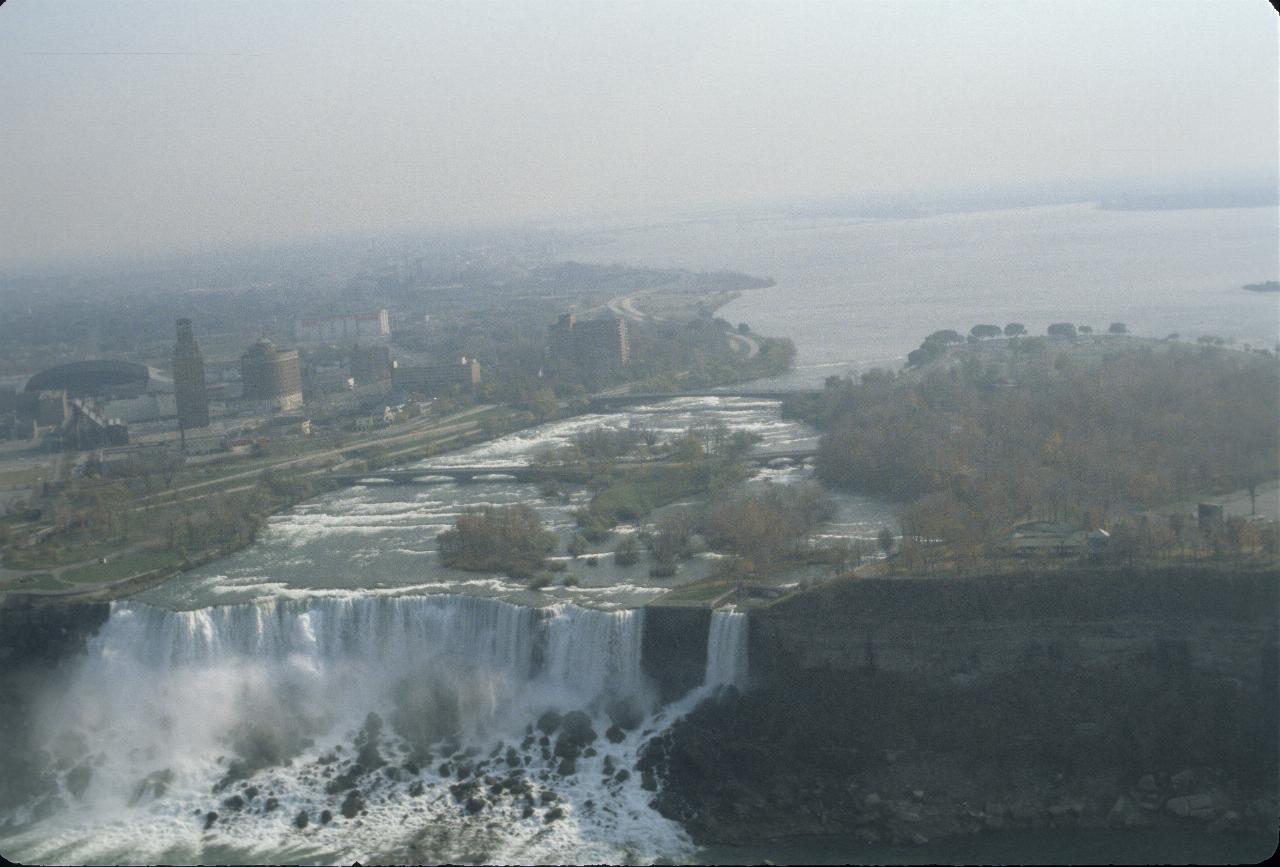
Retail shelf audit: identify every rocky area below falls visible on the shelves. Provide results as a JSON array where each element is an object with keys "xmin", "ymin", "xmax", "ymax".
[{"xmin": 640, "ymin": 666, "xmax": 1279, "ymax": 849}]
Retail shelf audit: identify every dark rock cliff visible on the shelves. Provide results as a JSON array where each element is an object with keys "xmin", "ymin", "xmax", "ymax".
[
  {"xmin": 0, "ymin": 601, "xmax": 110, "ymax": 812},
  {"xmin": 644, "ymin": 568, "xmax": 1279, "ymax": 848},
  {"xmin": 642, "ymin": 605, "xmax": 711, "ymax": 703}
]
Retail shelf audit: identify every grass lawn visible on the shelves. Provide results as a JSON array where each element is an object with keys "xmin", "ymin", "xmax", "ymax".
[
  {"xmin": 0, "ymin": 465, "xmax": 49, "ymax": 487},
  {"xmin": 1, "ymin": 572, "xmax": 69, "ymax": 592},
  {"xmin": 658, "ymin": 576, "xmax": 735, "ymax": 604},
  {"xmin": 61, "ymin": 549, "xmax": 182, "ymax": 584}
]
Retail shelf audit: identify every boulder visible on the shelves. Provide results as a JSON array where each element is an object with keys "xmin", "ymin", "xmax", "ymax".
[
  {"xmin": 293, "ymin": 810, "xmax": 309, "ymax": 829},
  {"xmin": 557, "ymin": 711, "xmax": 597, "ymax": 753},
  {"xmin": 536, "ymin": 711, "xmax": 563, "ymax": 735},
  {"xmin": 264, "ymin": 797, "xmax": 279, "ymax": 812},
  {"xmin": 130, "ymin": 768, "xmax": 175, "ymax": 805},
  {"xmin": 893, "ymin": 807, "xmax": 922, "ymax": 823},
  {"xmin": 65, "ymin": 765, "xmax": 93, "ymax": 800},
  {"xmin": 319, "ymin": 809, "xmax": 332, "ymax": 824},
  {"xmin": 203, "ymin": 811, "xmax": 218, "ymax": 830},
  {"xmin": 606, "ymin": 725, "xmax": 626, "ymax": 744},
  {"xmin": 544, "ymin": 806, "xmax": 565, "ymax": 823},
  {"xmin": 465, "ymin": 797, "xmax": 486, "ymax": 814},
  {"xmin": 340, "ymin": 790, "xmax": 365, "ymax": 819},
  {"xmin": 1208, "ymin": 810, "xmax": 1240, "ymax": 834},
  {"xmin": 557, "ymin": 757, "xmax": 577, "ymax": 777},
  {"xmin": 605, "ymin": 698, "xmax": 645, "ymax": 731},
  {"xmin": 1009, "ymin": 802, "xmax": 1040, "ymax": 822},
  {"xmin": 1166, "ymin": 794, "xmax": 1216, "ymax": 821},
  {"xmin": 408, "ymin": 781, "xmax": 424, "ymax": 797}
]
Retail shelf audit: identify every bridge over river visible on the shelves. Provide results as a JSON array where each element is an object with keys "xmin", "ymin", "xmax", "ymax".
[
  {"xmin": 586, "ymin": 388, "xmax": 817, "ymax": 410},
  {"xmin": 330, "ymin": 448, "xmax": 819, "ymax": 486}
]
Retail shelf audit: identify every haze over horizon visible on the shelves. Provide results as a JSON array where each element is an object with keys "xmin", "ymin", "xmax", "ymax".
[{"xmin": 1, "ymin": 0, "xmax": 1276, "ymax": 269}]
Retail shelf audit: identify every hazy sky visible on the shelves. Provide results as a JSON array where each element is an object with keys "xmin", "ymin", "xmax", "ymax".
[{"xmin": 1, "ymin": 1, "xmax": 1276, "ymax": 267}]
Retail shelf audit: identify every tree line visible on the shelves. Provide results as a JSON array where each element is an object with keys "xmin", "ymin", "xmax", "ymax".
[{"xmin": 787, "ymin": 336, "xmax": 1279, "ymax": 568}]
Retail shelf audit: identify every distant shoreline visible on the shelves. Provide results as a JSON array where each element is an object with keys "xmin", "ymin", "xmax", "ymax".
[{"xmin": 1243, "ymin": 280, "xmax": 1280, "ymax": 293}]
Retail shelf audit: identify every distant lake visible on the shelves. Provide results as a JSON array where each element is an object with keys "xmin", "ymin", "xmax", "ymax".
[{"xmin": 561, "ymin": 202, "xmax": 1280, "ymax": 387}]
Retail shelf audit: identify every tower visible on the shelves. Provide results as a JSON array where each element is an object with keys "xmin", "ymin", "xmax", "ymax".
[
  {"xmin": 240, "ymin": 339, "xmax": 303, "ymax": 412},
  {"xmin": 173, "ymin": 318, "xmax": 210, "ymax": 431}
]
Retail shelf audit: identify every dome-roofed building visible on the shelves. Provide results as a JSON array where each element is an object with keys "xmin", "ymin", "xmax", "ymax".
[{"xmin": 23, "ymin": 360, "xmax": 172, "ymax": 400}]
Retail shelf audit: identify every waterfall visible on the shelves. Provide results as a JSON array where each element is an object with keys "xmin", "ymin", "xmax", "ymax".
[
  {"xmin": 3, "ymin": 596, "xmax": 701, "ymax": 865},
  {"xmin": 77, "ymin": 595, "xmax": 647, "ymax": 729},
  {"xmin": 704, "ymin": 607, "xmax": 749, "ymax": 689}
]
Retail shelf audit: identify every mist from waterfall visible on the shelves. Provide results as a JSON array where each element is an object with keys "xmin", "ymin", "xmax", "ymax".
[{"xmin": 1, "ymin": 595, "xmax": 698, "ymax": 865}]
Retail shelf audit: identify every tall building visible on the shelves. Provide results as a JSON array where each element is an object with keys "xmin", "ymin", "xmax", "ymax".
[
  {"xmin": 294, "ymin": 309, "xmax": 391, "ymax": 344},
  {"xmin": 548, "ymin": 313, "xmax": 629, "ymax": 369},
  {"xmin": 391, "ymin": 359, "xmax": 481, "ymax": 396},
  {"xmin": 173, "ymin": 318, "xmax": 210, "ymax": 429},
  {"xmin": 240, "ymin": 339, "xmax": 304, "ymax": 412}
]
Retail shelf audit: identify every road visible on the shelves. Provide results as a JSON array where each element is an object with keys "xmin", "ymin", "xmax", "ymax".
[
  {"xmin": 607, "ymin": 290, "xmax": 660, "ymax": 322},
  {"xmin": 608, "ymin": 289, "xmax": 759, "ymax": 358},
  {"xmin": 727, "ymin": 331, "xmax": 760, "ymax": 358},
  {"xmin": 134, "ymin": 405, "xmax": 493, "ymax": 505}
]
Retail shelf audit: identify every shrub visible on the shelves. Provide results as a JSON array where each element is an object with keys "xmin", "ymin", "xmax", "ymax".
[
  {"xmin": 614, "ymin": 535, "xmax": 641, "ymax": 567},
  {"xmin": 438, "ymin": 504, "xmax": 557, "ymax": 576}
]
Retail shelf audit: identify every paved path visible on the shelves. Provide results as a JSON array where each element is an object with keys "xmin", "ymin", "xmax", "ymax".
[
  {"xmin": 727, "ymin": 331, "xmax": 760, "ymax": 358},
  {"xmin": 607, "ymin": 290, "xmax": 661, "ymax": 323},
  {"xmin": 609, "ymin": 288, "xmax": 761, "ymax": 359}
]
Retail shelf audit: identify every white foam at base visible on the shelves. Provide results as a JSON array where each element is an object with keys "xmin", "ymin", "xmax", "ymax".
[{"xmin": 1, "ymin": 595, "xmax": 711, "ymax": 865}]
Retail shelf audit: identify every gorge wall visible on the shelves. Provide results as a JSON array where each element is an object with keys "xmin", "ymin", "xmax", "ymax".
[
  {"xmin": 748, "ymin": 568, "xmax": 1278, "ymax": 688},
  {"xmin": 644, "ymin": 567, "xmax": 1279, "ymax": 851}
]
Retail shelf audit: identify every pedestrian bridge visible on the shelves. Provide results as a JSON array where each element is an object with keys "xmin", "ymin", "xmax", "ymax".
[{"xmin": 586, "ymin": 389, "xmax": 815, "ymax": 410}]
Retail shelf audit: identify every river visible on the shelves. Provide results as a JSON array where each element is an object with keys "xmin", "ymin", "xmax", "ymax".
[
  {"xmin": 2, "ymin": 202, "xmax": 1275, "ymax": 864},
  {"xmin": 0, "ymin": 396, "xmax": 892, "ymax": 865}
]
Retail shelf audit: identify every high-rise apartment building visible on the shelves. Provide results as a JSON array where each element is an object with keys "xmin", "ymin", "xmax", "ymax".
[
  {"xmin": 240, "ymin": 339, "xmax": 304, "ymax": 412},
  {"xmin": 391, "ymin": 359, "xmax": 481, "ymax": 396},
  {"xmin": 294, "ymin": 309, "xmax": 391, "ymax": 344},
  {"xmin": 173, "ymin": 318, "xmax": 210, "ymax": 429},
  {"xmin": 547, "ymin": 313, "xmax": 629, "ymax": 369}
]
